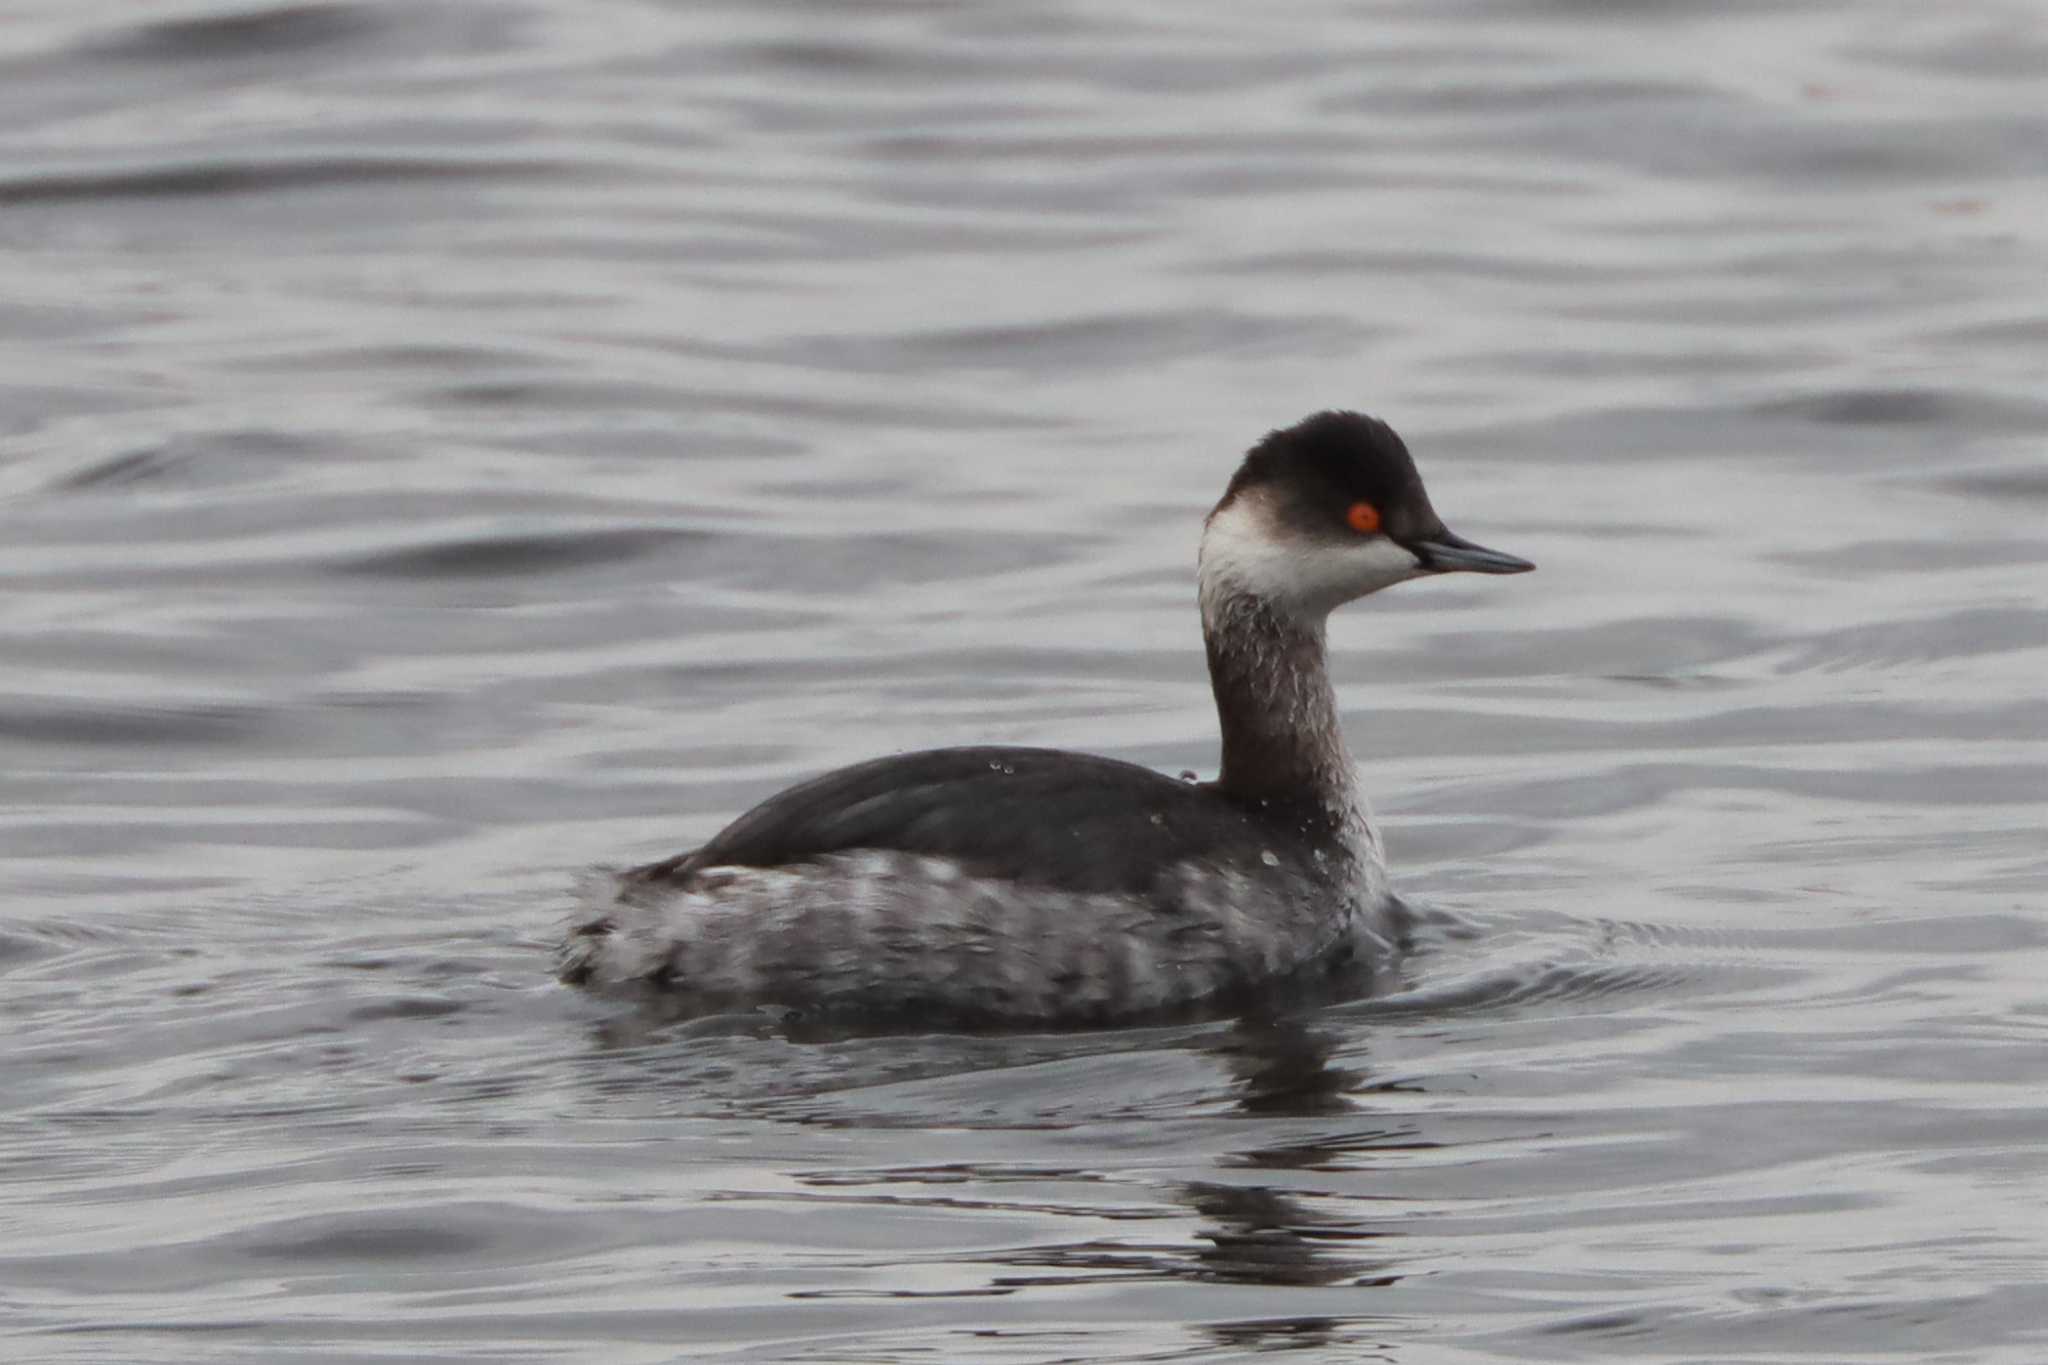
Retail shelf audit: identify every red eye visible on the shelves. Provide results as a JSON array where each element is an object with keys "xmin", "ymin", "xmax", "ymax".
[{"xmin": 1346, "ymin": 501, "xmax": 1381, "ymax": 534}]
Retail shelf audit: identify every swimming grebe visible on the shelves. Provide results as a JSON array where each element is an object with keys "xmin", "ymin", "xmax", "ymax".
[{"xmin": 560, "ymin": 411, "xmax": 1532, "ymax": 1027}]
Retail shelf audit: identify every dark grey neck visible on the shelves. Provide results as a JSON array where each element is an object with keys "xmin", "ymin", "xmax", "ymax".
[{"xmin": 1201, "ymin": 588, "xmax": 1359, "ymax": 814}]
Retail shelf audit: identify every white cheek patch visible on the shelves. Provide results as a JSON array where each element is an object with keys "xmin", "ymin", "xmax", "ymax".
[
  {"xmin": 1320, "ymin": 535, "xmax": 1428, "ymax": 604},
  {"xmin": 1198, "ymin": 497, "xmax": 1294, "ymax": 606},
  {"xmin": 1200, "ymin": 496, "xmax": 1424, "ymax": 617}
]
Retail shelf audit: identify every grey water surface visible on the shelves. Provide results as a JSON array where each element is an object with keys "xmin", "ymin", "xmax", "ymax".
[{"xmin": 4, "ymin": 1, "xmax": 2047, "ymax": 1361}]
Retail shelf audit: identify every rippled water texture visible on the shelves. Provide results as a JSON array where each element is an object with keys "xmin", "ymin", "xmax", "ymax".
[{"xmin": 4, "ymin": 0, "xmax": 2046, "ymax": 1360}]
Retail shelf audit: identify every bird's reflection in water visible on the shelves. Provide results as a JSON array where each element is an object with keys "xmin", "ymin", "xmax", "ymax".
[
  {"xmin": 984, "ymin": 1174, "xmax": 1405, "ymax": 1297},
  {"xmin": 1180, "ymin": 1019, "xmax": 1412, "ymax": 1356},
  {"xmin": 1203, "ymin": 1313, "xmax": 1395, "ymax": 1358},
  {"xmin": 987, "ymin": 1016, "xmax": 1413, "ymax": 1309},
  {"xmin": 1212, "ymin": 1014, "xmax": 1364, "ymax": 1116},
  {"xmin": 1182, "ymin": 1180, "xmax": 1400, "ymax": 1289},
  {"xmin": 1179, "ymin": 1021, "xmax": 1406, "ymax": 1285},
  {"xmin": 1213, "ymin": 1015, "xmax": 1438, "ymax": 1168}
]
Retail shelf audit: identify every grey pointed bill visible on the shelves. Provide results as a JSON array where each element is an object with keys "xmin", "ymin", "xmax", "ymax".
[{"xmin": 1410, "ymin": 527, "xmax": 1535, "ymax": 575}]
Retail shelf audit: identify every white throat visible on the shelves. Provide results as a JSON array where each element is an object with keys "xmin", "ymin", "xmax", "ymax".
[{"xmin": 1198, "ymin": 492, "xmax": 1424, "ymax": 626}]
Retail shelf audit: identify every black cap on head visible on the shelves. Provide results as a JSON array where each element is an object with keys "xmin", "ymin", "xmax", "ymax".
[
  {"xmin": 1215, "ymin": 410, "xmax": 1535, "ymax": 577},
  {"xmin": 1218, "ymin": 410, "xmax": 1446, "ymax": 543}
]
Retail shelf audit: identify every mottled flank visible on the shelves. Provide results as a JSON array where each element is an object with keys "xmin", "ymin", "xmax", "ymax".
[{"xmin": 560, "ymin": 843, "xmax": 1392, "ymax": 1028}]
